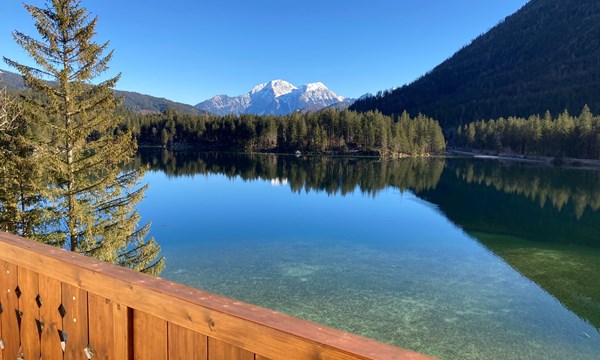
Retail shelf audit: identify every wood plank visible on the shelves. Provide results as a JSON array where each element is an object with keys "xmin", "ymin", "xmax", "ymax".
[
  {"xmin": 0, "ymin": 260, "xmax": 19, "ymax": 360},
  {"xmin": 255, "ymin": 356, "xmax": 271, "ymax": 360},
  {"xmin": 168, "ymin": 322, "xmax": 207, "ymax": 360},
  {"xmin": 0, "ymin": 285, "xmax": 3, "ymax": 360},
  {"xmin": 0, "ymin": 232, "xmax": 437, "ymax": 360},
  {"xmin": 88, "ymin": 294, "xmax": 130, "ymax": 359},
  {"xmin": 17, "ymin": 267, "xmax": 41, "ymax": 360},
  {"xmin": 88, "ymin": 293, "xmax": 112, "ymax": 360},
  {"xmin": 113, "ymin": 303, "xmax": 131, "ymax": 359},
  {"xmin": 61, "ymin": 283, "xmax": 88, "ymax": 360},
  {"xmin": 133, "ymin": 310, "xmax": 166, "ymax": 360},
  {"xmin": 208, "ymin": 337, "xmax": 254, "ymax": 360},
  {"xmin": 39, "ymin": 275, "xmax": 63, "ymax": 360}
]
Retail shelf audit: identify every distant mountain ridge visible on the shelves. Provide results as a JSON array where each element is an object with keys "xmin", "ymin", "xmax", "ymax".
[
  {"xmin": 0, "ymin": 69, "xmax": 205, "ymax": 115},
  {"xmin": 196, "ymin": 80, "xmax": 354, "ymax": 115},
  {"xmin": 115, "ymin": 89, "xmax": 206, "ymax": 115},
  {"xmin": 0, "ymin": 69, "xmax": 24, "ymax": 90},
  {"xmin": 1, "ymin": 69, "xmax": 357, "ymax": 117},
  {"xmin": 350, "ymin": 0, "xmax": 600, "ymax": 129}
]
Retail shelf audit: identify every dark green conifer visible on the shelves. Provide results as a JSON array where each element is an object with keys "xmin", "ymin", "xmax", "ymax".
[{"xmin": 0, "ymin": 87, "xmax": 49, "ymax": 239}]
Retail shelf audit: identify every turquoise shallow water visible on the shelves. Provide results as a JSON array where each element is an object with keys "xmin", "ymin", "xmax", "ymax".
[{"xmin": 136, "ymin": 151, "xmax": 600, "ymax": 360}]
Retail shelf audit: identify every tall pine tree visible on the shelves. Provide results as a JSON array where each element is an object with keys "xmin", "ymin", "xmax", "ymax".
[{"xmin": 4, "ymin": 0, "xmax": 164, "ymax": 275}]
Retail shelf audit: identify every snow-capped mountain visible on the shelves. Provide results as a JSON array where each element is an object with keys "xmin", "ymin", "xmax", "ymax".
[{"xmin": 196, "ymin": 80, "xmax": 354, "ymax": 116}]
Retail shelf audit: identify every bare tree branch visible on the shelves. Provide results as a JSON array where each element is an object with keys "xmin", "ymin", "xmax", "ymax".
[{"xmin": 0, "ymin": 87, "xmax": 22, "ymax": 132}]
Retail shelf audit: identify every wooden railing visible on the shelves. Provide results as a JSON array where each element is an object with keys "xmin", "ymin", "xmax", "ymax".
[{"xmin": 0, "ymin": 232, "xmax": 435, "ymax": 359}]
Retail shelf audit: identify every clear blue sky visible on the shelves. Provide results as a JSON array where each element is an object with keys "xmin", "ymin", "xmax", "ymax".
[{"xmin": 0, "ymin": 0, "xmax": 529, "ymax": 105}]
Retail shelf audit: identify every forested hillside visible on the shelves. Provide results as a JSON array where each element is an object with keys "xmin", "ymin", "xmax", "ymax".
[
  {"xmin": 351, "ymin": 0, "xmax": 600, "ymax": 129},
  {"xmin": 115, "ymin": 89, "xmax": 206, "ymax": 115},
  {"xmin": 0, "ymin": 70, "xmax": 23, "ymax": 89}
]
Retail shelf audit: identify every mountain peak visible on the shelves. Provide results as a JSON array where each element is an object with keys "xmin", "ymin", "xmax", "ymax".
[
  {"xmin": 196, "ymin": 80, "xmax": 354, "ymax": 116},
  {"xmin": 250, "ymin": 82, "xmax": 267, "ymax": 94},
  {"xmin": 251, "ymin": 79, "xmax": 296, "ymax": 94},
  {"xmin": 265, "ymin": 79, "xmax": 297, "ymax": 97},
  {"xmin": 270, "ymin": 79, "xmax": 294, "ymax": 87},
  {"xmin": 297, "ymin": 82, "xmax": 345, "ymax": 103},
  {"xmin": 302, "ymin": 82, "xmax": 328, "ymax": 92},
  {"xmin": 305, "ymin": 81, "xmax": 326, "ymax": 88}
]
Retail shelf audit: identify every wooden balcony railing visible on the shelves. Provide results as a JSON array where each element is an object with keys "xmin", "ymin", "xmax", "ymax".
[{"xmin": 0, "ymin": 231, "xmax": 435, "ymax": 359}]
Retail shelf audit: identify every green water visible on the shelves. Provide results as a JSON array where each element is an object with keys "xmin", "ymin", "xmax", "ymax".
[{"xmin": 136, "ymin": 150, "xmax": 600, "ymax": 360}]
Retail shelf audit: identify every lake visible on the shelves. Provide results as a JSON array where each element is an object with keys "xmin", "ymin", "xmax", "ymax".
[{"xmin": 135, "ymin": 150, "xmax": 600, "ymax": 360}]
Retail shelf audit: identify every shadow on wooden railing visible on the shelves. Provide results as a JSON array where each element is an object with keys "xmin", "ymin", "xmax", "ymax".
[{"xmin": 0, "ymin": 232, "xmax": 435, "ymax": 359}]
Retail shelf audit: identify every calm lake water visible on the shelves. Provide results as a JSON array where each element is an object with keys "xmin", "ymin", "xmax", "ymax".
[{"xmin": 135, "ymin": 150, "xmax": 600, "ymax": 360}]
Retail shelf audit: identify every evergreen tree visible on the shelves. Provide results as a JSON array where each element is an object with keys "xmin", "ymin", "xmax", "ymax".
[
  {"xmin": 4, "ymin": 0, "xmax": 164, "ymax": 274},
  {"xmin": 161, "ymin": 128, "xmax": 169, "ymax": 147},
  {"xmin": 0, "ymin": 92, "xmax": 52, "ymax": 240},
  {"xmin": 429, "ymin": 119, "xmax": 446, "ymax": 154},
  {"xmin": 467, "ymin": 123, "xmax": 476, "ymax": 146},
  {"xmin": 0, "ymin": 88, "xmax": 44, "ymax": 238}
]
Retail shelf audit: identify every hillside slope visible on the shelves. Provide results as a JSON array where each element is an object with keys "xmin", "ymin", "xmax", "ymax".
[
  {"xmin": 115, "ymin": 89, "xmax": 206, "ymax": 115},
  {"xmin": 0, "ymin": 69, "xmax": 205, "ymax": 115},
  {"xmin": 351, "ymin": 0, "xmax": 600, "ymax": 129}
]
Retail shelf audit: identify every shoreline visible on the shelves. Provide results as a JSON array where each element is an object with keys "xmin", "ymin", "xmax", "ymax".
[
  {"xmin": 138, "ymin": 144, "xmax": 442, "ymax": 159},
  {"xmin": 447, "ymin": 149, "xmax": 600, "ymax": 169},
  {"xmin": 138, "ymin": 145, "xmax": 600, "ymax": 169}
]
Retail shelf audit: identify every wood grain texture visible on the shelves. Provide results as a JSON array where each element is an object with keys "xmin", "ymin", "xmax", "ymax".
[
  {"xmin": 113, "ymin": 302, "xmax": 130, "ymax": 359},
  {"xmin": 61, "ymin": 283, "xmax": 88, "ymax": 360},
  {"xmin": 133, "ymin": 310, "xmax": 167, "ymax": 360},
  {"xmin": 0, "ymin": 285, "xmax": 3, "ymax": 360},
  {"xmin": 17, "ymin": 267, "xmax": 40, "ymax": 360},
  {"xmin": 88, "ymin": 293, "xmax": 130, "ymax": 359},
  {"xmin": 0, "ymin": 232, "xmax": 437, "ymax": 360},
  {"xmin": 208, "ymin": 337, "xmax": 254, "ymax": 360},
  {"xmin": 39, "ymin": 275, "xmax": 63, "ymax": 360},
  {"xmin": 168, "ymin": 322, "xmax": 207, "ymax": 360},
  {"xmin": 0, "ymin": 260, "xmax": 19, "ymax": 360}
]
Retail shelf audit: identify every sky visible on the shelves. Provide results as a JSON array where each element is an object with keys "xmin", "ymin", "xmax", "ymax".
[{"xmin": 0, "ymin": 0, "xmax": 529, "ymax": 105}]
